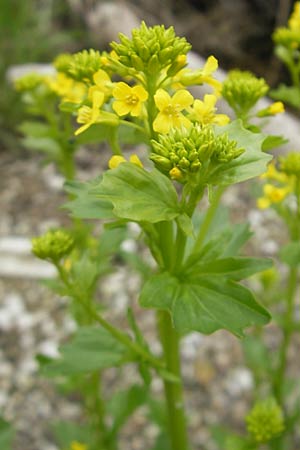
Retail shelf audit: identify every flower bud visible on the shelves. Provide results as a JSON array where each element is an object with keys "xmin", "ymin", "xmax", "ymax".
[
  {"xmin": 246, "ymin": 398, "xmax": 284, "ymax": 443},
  {"xmin": 32, "ymin": 230, "xmax": 74, "ymax": 263}
]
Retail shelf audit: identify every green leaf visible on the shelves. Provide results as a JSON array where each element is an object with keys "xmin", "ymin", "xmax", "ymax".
[
  {"xmin": 176, "ymin": 213, "xmax": 194, "ymax": 236},
  {"xmin": 21, "ymin": 136, "xmax": 61, "ymax": 157},
  {"xmin": 212, "ymin": 120, "xmax": 272, "ymax": 186},
  {"xmin": 51, "ymin": 421, "xmax": 92, "ymax": 449},
  {"xmin": 270, "ymin": 84, "xmax": 300, "ymax": 109},
  {"xmin": 211, "ymin": 426, "xmax": 255, "ymax": 450},
  {"xmin": 261, "ymin": 134, "xmax": 288, "ymax": 151},
  {"xmin": 19, "ymin": 121, "xmax": 52, "ymax": 138},
  {"xmin": 41, "ymin": 326, "xmax": 133, "ymax": 376},
  {"xmin": 242, "ymin": 335, "xmax": 271, "ymax": 374},
  {"xmin": 96, "ymin": 163, "xmax": 180, "ymax": 223},
  {"xmin": 0, "ymin": 418, "xmax": 14, "ymax": 450},
  {"xmin": 140, "ymin": 273, "xmax": 270, "ymax": 337},
  {"xmin": 279, "ymin": 241, "xmax": 300, "ymax": 267},
  {"xmin": 64, "ymin": 178, "xmax": 114, "ymax": 219},
  {"xmin": 186, "ymin": 256, "xmax": 272, "ymax": 280},
  {"xmin": 107, "ymin": 385, "xmax": 148, "ymax": 437}
]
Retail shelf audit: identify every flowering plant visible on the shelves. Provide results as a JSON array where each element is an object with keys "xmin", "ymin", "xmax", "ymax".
[{"xmin": 14, "ymin": 20, "xmax": 299, "ymax": 450}]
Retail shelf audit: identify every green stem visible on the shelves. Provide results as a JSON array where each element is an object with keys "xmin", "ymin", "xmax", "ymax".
[
  {"xmin": 273, "ymin": 266, "xmax": 298, "ymax": 404},
  {"xmin": 55, "ymin": 263, "xmax": 165, "ymax": 373},
  {"xmin": 108, "ymin": 129, "xmax": 122, "ymax": 155},
  {"xmin": 191, "ymin": 185, "xmax": 224, "ymax": 255},
  {"xmin": 157, "ymin": 310, "xmax": 189, "ymax": 450}
]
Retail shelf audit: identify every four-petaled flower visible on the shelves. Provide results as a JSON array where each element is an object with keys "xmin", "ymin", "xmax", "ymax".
[
  {"xmin": 190, "ymin": 94, "xmax": 230, "ymax": 126},
  {"xmin": 112, "ymin": 82, "xmax": 148, "ymax": 117},
  {"xmin": 153, "ymin": 89, "xmax": 193, "ymax": 134}
]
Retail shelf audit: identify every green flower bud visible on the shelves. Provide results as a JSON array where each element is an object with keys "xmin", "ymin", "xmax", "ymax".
[
  {"xmin": 222, "ymin": 70, "xmax": 269, "ymax": 116},
  {"xmin": 53, "ymin": 53, "xmax": 73, "ymax": 73},
  {"xmin": 273, "ymin": 27, "xmax": 300, "ymax": 49},
  {"xmin": 279, "ymin": 152, "xmax": 300, "ymax": 178},
  {"xmin": 14, "ymin": 73, "xmax": 46, "ymax": 91},
  {"xmin": 110, "ymin": 21, "xmax": 191, "ymax": 77},
  {"xmin": 151, "ymin": 124, "xmax": 244, "ymax": 183},
  {"xmin": 246, "ymin": 398, "xmax": 284, "ymax": 443},
  {"xmin": 66, "ymin": 49, "xmax": 103, "ymax": 82},
  {"xmin": 32, "ymin": 229, "xmax": 74, "ymax": 263}
]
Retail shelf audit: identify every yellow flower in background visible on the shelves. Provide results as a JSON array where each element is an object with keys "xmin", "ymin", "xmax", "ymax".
[
  {"xmin": 190, "ymin": 94, "xmax": 230, "ymax": 126},
  {"xmin": 153, "ymin": 89, "xmax": 193, "ymax": 133},
  {"xmin": 257, "ymin": 184, "xmax": 290, "ymax": 209},
  {"xmin": 88, "ymin": 69, "xmax": 113, "ymax": 100},
  {"xmin": 108, "ymin": 154, "xmax": 143, "ymax": 169},
  {"xmin": 288, "ymin": 1, "xmax": 300, "ymax": 30},
  {"xmin": 112, "ymin": 82, "xmax": 148, "ymax": 117},
  {"xmin": 47, "ymin": 73, "xmax": 86, "ymax": 103},
  {"xmin": 261, "ymin": 162, "xmax": 289, "ymax": 183},
  {"xmin": 70, "ymin": 441, "xmax": 87, "ymax": 450}
]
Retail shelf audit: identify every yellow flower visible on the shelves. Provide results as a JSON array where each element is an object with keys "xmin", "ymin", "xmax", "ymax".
[
  {"xmin": 112, "ymin": 82, "xmax": 148, "ymax": 117},
  {"xmin": 257, "ymin": 184, "xmax": 290, "ymax": 209},
  {"xmin": 47, "ymin": 73, "xmax": 86, "ymax": 103},
  {"xmin": 261, "ymin": 162, "xmax": 289, "ymax": 183},
  {"xmin": 88, "ymin": 69, "xmax": 113, "ymax": 100},
  {"xmin": 70, "ymin": 441, "xmax": 87, "ymax": 450},
  {"xmin": 108, "ymin": 154, "xmax": 143, "ymax": 169},
  {"xmin": 269, "ymin": 102, "xmax": 285, "ymax": 115},
  {"xmin": 257, "ymin": 101, "xmax": 285, "ymax": 117},
  {"xmin": 75, "ymin": 92, "xmax": 118, "ymax": 135},
  {"xmin": 153, "ymin": 89, "xmax": 193, "ymax": 133},
  {"xmin": 190, "ymin": 94, "xmax": 230, "ymax": 126},
  {"xmin": 173, "ymin": 55, "xmax": 222, "ymax": 94},
  {"xmin": 288, "ymin": 2, "xmax": 300, "ymax": 30}
]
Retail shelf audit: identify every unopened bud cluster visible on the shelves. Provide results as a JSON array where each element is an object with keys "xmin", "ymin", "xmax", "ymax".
[
  {"xmin": 110, "ymin": 21, "xmax": 191, "ymax": 76},
  {"xmin": 222, "ymin": 70, "xmax": 269, "ymax": 115},
  {"xmin": 14, "ymin": 73, "xmax": 46, "ymax": 92},
  {"xmin": 246, "ymin": 398, "xmax": 284, "ymax": 443},
  {"xmin": 62, "ymin": 49, "xmax": 104, "ymax": 82},
  {"xmin": 32, "ymin": 229, "xmax": 74, "ymax": 262},
  {"xmin": 150, "ymin": 125, "xmax": 244, "ymax": 181}
]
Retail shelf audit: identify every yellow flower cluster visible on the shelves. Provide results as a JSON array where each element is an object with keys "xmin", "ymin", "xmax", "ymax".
[
  {"xmin": 257, "ymin": 162, "xmax": 292, "ymax": 209},
  {"xmin": 273, "ymin": 1, "xmax": 300, "ymax": 49},
  {"xmin": 70, "ymin": 441, "xmax": 87, "ymax": 450}
]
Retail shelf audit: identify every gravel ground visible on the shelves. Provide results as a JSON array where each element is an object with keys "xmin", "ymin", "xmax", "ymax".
[{"xmin": 0, "ymin": 145, "xmax": 299, "ymax": 450}]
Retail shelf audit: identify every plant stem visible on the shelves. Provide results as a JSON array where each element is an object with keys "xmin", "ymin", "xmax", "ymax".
[
  {"xmin": 191, "ymin": 185, "xmax": 224, "ymax": 255},
  {"xmin": 157, "ymin": 310, "xmax": 189, "ymax": 450},
  {"xmin": 273, "ymin": 266, "xmax": 298, "ymax": 404},
  {"xmin": 55, "ymin": 263, "xmax": 165, "ymax": 372}
]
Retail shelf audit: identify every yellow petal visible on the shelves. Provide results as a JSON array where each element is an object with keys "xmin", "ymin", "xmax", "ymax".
[
  {"xmin": 204, "ymin": 94, "xmax": 217, "ymax": 108},
  {"xmin": 113, "ymin": 82, "xmax": 132, "ymax": 100},
  {"xmin": 213, "ymin": 114, "xmax": 230, "ymax": 125},
  {"xmin": 109, "ymin": 155, "xmax": 126, "ymax": 169},
  {"xmin": 130, "ymin": 102, "xmax": 143, "ymax": 117},
  {"xmin": 172, "ymin": 90, "xmax": 194, "ymax": 109},
  {"xmin": 153, "ymin": 112, "xmax": 172, "ymax": 134},
  {"xmin": 93, "ymin": 69, "xmax": 110, "ymax": 85},
  {"xmin": 112, "ymin": 100, "xmax": 132, "ymax": 116},
  {"xmin": 203, "ymin": 55, "xmax": 218, "ymax": 75},
  {"xmin": 129, "ymin": 154, "xmax": 143, "ymax": 168},
  {"xmin": 75, "ymin": 122, "xmax": 92, "ymax": 136},
  {"xmin": 257, "ymin": 198, "xmax": 270, "ymax": 209},
  {"xmin": 132, "ymin": 85, "xmax": 148, "ymax": 101},
  {"xmin": 92, "ymin": 91, "xmax": 105, "ymax": 109},
  {"xmin": 154, "ymin": 89, "xmax": 171, "ymax": 111}
]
